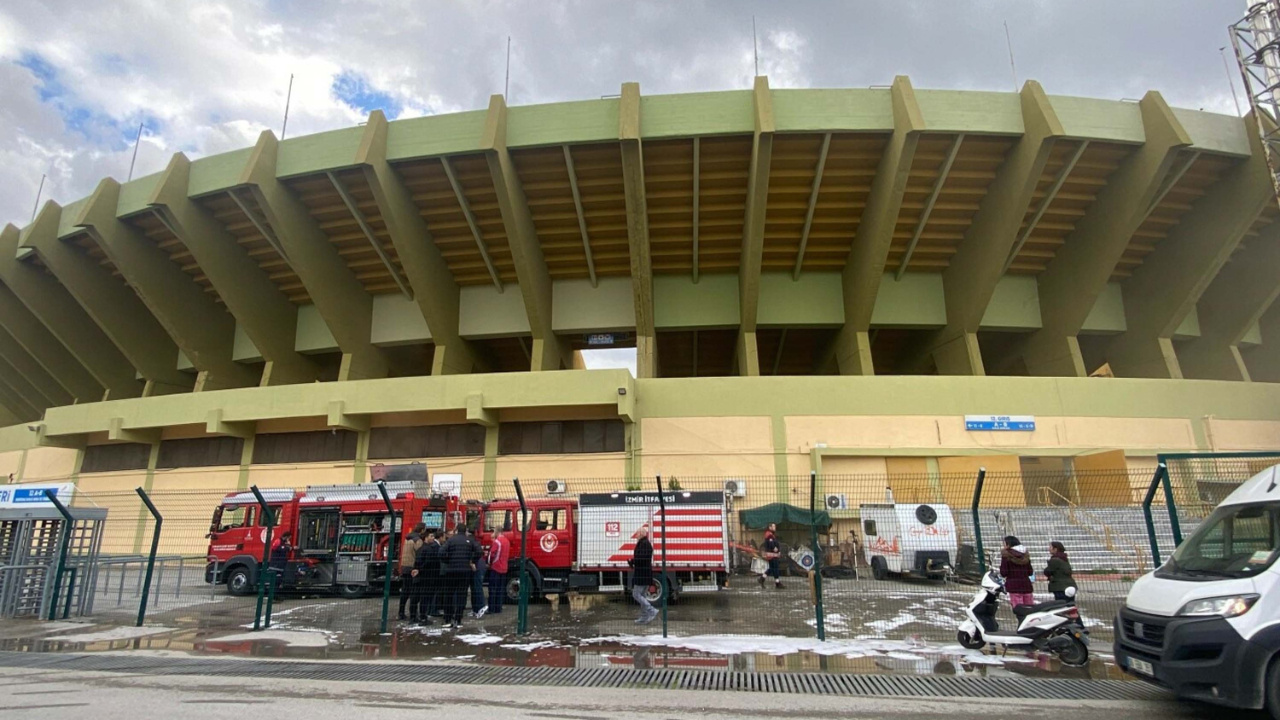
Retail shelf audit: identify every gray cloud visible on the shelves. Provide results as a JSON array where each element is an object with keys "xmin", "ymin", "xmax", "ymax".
[{"xmin": 0, "ymin": 0, "xmax": 1251, "ymax": 229}]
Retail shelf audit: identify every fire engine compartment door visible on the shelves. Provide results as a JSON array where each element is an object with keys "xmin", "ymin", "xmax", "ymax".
[
  {"xmin": 577, "ymin": 491, "xmax": 728, "ymax": 570},
  {"xmin": 297, "ymin": 507, "xmax": 341, "ymax": 558}
]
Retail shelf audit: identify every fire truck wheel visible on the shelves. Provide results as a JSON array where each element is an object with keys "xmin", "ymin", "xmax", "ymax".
[
  {"xmin": 226, "ymin": 566, "xmax": 253, "ymax": 596},
  {"xmin": 506, "ymin": 565, "xmax": 543, "ymax": 603},
  {"xmin": 338, "ymin": 584, "xmax": 366, "ymax": 599}
]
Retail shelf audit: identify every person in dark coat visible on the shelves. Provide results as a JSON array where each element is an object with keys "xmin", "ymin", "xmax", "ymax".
[
  {"xmin": 268, "ymin": 533, "xmax": 291, "ymax": 595},
  {"xmin": 465, "ymin": 526, "xmax": 488, "ymax": 619},
  {"xmin": 411, "ymin": 531, "xmax": 443, "ymax": 624},
  {"xmin": 759, "ymin": 523, "xmax": 783, "ymax": 589},
  {"xmin": 397, "ymin": 524, "xmax": 425, "ymax": 620},
  {"xmin": 999, "ymin": 535, "xmax": 1035, "ymax": 608},
  {"xmin": 1044, "ymin": 541, "xmax": 1077, "ymax": 601},
  {"xmin": 440, "ymin": 526, "xmax": 477, "ymax": 628},
  {"xmin": 628, "ymin": 525, "xmax": 657, "ymax": 624}
]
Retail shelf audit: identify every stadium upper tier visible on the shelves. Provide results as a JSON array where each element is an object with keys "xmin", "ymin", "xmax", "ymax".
[{"xmin": 0, "ymin": 75, "xmax": 1277, "ymax": 427}]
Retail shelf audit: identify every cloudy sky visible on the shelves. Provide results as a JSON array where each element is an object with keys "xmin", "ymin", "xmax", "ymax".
[{"xmin": 0, "ymin": 1, "xmax": 1254, "ymax": 374}]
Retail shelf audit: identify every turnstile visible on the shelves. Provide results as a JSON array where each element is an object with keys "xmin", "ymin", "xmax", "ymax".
[{"xmin": 0, "ymin": 506, "xmax": 107, "ymax": 618}]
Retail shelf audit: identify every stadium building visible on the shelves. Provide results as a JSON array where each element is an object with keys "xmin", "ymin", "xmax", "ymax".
[{"xmin": 0, "ymin": 76, "xmax": 1278, "ymax": 510}]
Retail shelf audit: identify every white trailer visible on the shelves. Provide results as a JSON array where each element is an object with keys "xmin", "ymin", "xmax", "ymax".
[{"xmin": 860, "ymin": 502, "xmax": 957, "ymax": 580}]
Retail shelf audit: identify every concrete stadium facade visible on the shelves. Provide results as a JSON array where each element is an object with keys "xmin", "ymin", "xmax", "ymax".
[{"xmin": 0, "ymin": 76, "xmax": 1279, "ymax": 506}]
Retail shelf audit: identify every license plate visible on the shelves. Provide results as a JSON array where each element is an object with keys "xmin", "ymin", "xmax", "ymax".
[{"xmin": 1127, "ymin": 658, "xmax": 1154, "ymax": 677}]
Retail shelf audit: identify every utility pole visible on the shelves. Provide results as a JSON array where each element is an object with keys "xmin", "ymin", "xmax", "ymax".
[
  {"xmin": 281, "ymin": 73, "xmax": 294, "ymax": 140},
  {"xmin": 505, "ymin": 36, "xmax": 512, "ymax": 100},
  {"xmin": 1004, "ymin": 21, "xmax": 1018, "ymax": 91},
  {"xmin": 752, "ymin": 16, "xmax": 759, "ymax": 76},
  {"xmin": 127, "ymin": 122, "xmax": 144, "ymax": 181}
]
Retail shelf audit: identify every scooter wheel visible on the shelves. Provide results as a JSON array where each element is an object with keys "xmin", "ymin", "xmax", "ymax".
[
  {"xmin": 1056, "ymin": 636, "xmax": 1089, "ymax": 667},
  {"xmin": 957, "ymin": 630, "xmax": 985, "ymax": 650}
]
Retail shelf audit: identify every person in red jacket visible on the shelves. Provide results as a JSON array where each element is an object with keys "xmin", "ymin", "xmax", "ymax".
[
  {"xmin": 999, "ymin": 535, "xmax": 1035, "ymax": 608},
  {"xmin": 485, "ymin": 532, "xmax": 510, "ymax": 615}
]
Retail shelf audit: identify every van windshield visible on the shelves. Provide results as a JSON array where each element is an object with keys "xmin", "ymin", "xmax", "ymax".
[{"xmin": 1162, "ymin": 502, "xmax": 1280, "ymax": 581}]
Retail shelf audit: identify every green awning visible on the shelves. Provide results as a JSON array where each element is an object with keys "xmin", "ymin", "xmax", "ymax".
[{"xmin": 739, "ymin": 503, "xmax": 831, "ymax": 530}]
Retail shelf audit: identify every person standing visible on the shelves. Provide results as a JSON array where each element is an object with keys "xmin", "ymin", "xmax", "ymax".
[
  {"xmin": 759, "ymin": 523, "xmax": 783, "ymax": 589},
  {"xmin": 441, "ymin": 526, "xmax": 475, "ymax": 629},
  {"xmin": 1000, "ymin": 535, "xmax": 1035, "ymax": 608},
  {"xmin": 486, "ymin": 531, "xmax": 509, "ymax": 615},
  {"xmin": 411, "ymin": 530, "xmax": 443, "ymax": 624},
  {"xmin": 1044, "ymin": 541, "xmax": 1077, "ymax": 601},
  {"xmin": 397, "ymin": 524, "xmax": 425, "ymax": 620},
  {"xmin": 628, "ymin": 525, "xmax": 657, "ymax": 624},
  {"xmin": 466, "ymin": 526, "xmax": 488, "ymax": 619},
  {"xmin": 269, "ymin": 533, "xmax": 291, "ymax": 596}
]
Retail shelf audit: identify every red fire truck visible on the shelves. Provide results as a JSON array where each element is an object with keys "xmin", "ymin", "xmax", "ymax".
[
  {"xmin": 205, "ymin": 470, "xmax": 460, "ymax": 597},
  {"xmin": 472, "ymin": 490, "xmax": 730, "ymax": 604}
]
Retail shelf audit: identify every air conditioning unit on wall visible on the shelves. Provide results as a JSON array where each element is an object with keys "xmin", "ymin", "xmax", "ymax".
[
  {"xmin": 825, "ymin": 493, "xmax": 849, "ymax": 510},
  {"xmin": 723, "ymin": 479, "xmax": 747, "ymax": 498},
  {"xmin": 546, "ymin": 479, "xmax": 568, "ymax": 495}
]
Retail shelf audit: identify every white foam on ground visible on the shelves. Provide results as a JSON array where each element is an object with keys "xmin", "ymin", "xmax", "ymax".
[
  {"xmin": 583, "ymin": 633, "xmax": 1034, "ymax": 666},
  {"xmin": 864, "ymin": 612, "xmax": 919, "ymax": 633},
  {"xmin": 455, "ymin": 633, "xmax": 504, "ymax": 645},
  {"xmin": 502, "ymin": 640, "xmax": 558, "ymax": 652},
  {"xmin": 53, "ymin": 626, "xmax": 173, "ymax": 643},
  {"xmin": 212, "ymin": 630, "xmax": 332, "ymax": 648}
]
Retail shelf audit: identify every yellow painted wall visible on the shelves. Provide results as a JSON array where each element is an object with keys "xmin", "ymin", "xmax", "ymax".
[
  {"xmin": 1073, "ymin": 449, "xmax": 1132, "ymax": 505},
  {"xmin": 21, "ymin": 447, "xmax": 78, "ymax": 481},
  {"xmin": 1204, "ymin": 418, "xmax": 1280, "ymax": 451},
  {"xmin": 820, "ymin": 456, "xmax": 890, "ymax": 508},
  {"xmin": 496, "ymin": 453, "xmax": 627, "ymax": 497},
  {"xmin": 937, "ymin": 455, "xmax": 1022, "ymax": 507},
  {"xmin": 641, "ymin": 415, "xmax": 773, "ymax": 477},
  {"xmin": 785, "ymin": 415, "xmax": 1197, "ymax": 454},
  {"xmin": 0, "ymin": 450, "xmax": 22, "ymax": 481},
  {"xmin": 245, "ymin": 461, "xmax": 357, "ymax": 490},
  {"xmin": 71, "ymin": 472, "xmax": 148, "ymax": 555}
]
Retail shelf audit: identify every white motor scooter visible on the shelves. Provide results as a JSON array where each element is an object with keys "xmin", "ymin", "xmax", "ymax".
[{"xmin": 957, "ymin": 568, "xmax": 1090, "ymax": 666}]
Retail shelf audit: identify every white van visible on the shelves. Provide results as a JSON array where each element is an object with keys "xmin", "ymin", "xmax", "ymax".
[
  {"xmin": 1115, "ymin": 464, "xmax": 1280, "ymax": 717},
  {"xmin": 860, "ymin": 502, "xmax": 957, "ymax": 581}
]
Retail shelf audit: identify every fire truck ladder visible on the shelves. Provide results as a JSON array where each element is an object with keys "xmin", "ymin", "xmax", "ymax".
[{"xmin": 1232, "ymin": 0, "xmax": 1280, "ymax": 211}]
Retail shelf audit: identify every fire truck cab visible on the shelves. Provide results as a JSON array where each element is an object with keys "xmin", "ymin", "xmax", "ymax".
[
  {"xmin": 206, "ymin": 479, "xmax": 460, "ymax": 597},
  {"xmin": 472, "ymin": 490, "xmax": 730, "ymax": 604}
]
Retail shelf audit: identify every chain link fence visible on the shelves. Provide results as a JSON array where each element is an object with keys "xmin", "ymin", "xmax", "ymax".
[{"xmin": 3, "ymin": 455, "xmax": 1276, "ymax": 655}]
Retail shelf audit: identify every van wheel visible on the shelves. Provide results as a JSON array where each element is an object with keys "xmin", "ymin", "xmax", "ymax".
[
  {"xmin": 871, "ymin": 556, "xmax": 888, "ymax": 581},
  {"xmin": 1266, "ymin": 657, "xmax": 1280, "ymax": 720},
  {"xmin": 226, "ymin": 566, "xmax": 253, "ymax": 596}
]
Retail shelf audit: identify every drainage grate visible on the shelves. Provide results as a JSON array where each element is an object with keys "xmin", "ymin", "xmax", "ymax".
[{"xmin": 0, "ymin": 651, "xmax": 1166, "ymax": 702}]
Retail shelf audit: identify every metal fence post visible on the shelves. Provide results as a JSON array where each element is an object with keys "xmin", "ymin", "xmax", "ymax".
[
  {"xmin": 656, "ymin": 475, "xmax": 668, "ymax": 639},
  {"xmin": 134, "ymin": 487, "xmax": 163, "ymax": 627},
  {"xmin": 376, "ymin": 481, "xmax": 398, "ymax": 635},
  {"xmin": 970, "ymin": 468, "xmax": 987, "ymax": 574},
  {"xmin": 514, "ymin": 478, "xmax": 530, "ymax": 636},
  {"xmin": 1158, "ymin": 462, "xmax": 1184, "ymax": 547},
  {"xmin": 249, "ymin": 485, "xmax": 276, "ymax": 631},
  {"xmin": 44, "ymin": 489, "xmax": 75, "ymax": 621},
  {"xmin": 809, "ymin": 471, "xmax": 825, "ymax": 641},
  {"xmin": 1141, "ymin": 464, "xmax": 1167, "ymax": 566}
]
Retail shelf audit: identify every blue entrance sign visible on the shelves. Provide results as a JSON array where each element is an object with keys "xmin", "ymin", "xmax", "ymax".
[{"xmin": 965, "ymin": 415, "xmax": 1036, "ymax": 432}]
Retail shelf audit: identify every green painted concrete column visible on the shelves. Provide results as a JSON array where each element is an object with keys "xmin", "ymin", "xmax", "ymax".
[
  {"xmin": 1017, "ymin": 92, "xmax": 1192, "ymax": 378},
  {"xmin": 75, "ymin": 179, "xmax": 257, "ymax": 391},
  {"xmin": 133, "ymin": 441, "xmax": 161, "ymax": 554},
  {"xmin": 1245, "ymin": 304, "xmax": 1280, "ymax": 382},
  {"xmin": 916, "ymin": 81, "xmax": 1065, "ymax": 376},
  {"xmin": 237, "ymin": 434, "xmax": 256, "ymax": 490},
  {"xmin": 1107, "ymin": 114, "xmax": 1275, "ymax": 379},
  {"xmin": 0, "ymin": 281, "xmax": 103, "ymax": 402},
  {"xmin": 18, "ymin": 204, "xmax": 190, "ymax": 393},
  {"xmin": 0, "ymin": 326, "xmax": 70, "ymax": 407},
  {"xmin": 482, "ymin": 95, "xmax": 571, "ymax": 372},
  {"xmin": 356, "ymin": 111, "xmax": 479, "ymax": 376},
  {"xmin": 149, "ymin": 153, "xmax": 318, "ymax": 386},
  {"xmin": 619, "ymin": 83, "xmax": 658, "ymax": 380},
  {"xmin": 482, "ymin": 424, "xmax": 499, "ymax": 499},
  {"xmin": 834, "ymin": 75, "xmax": 923, "ymax": 376},
  {"xmin": 1179, "ymin": 222, "xmax": 1280, "ymax": 381},
  {"xmin": 0, "ymin": 224, "xmax": 142, "ymax": 399},
  {"xmin": 771, "ymin": 414, "xmax": 788, "ymax": 502},
  {"xmin": 239, "ymin": 132, "xmax": 388, "ymax": 382},
  {"xmin": 738, "ymin": 76, "xmax": 774, "ymax": 343}
]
